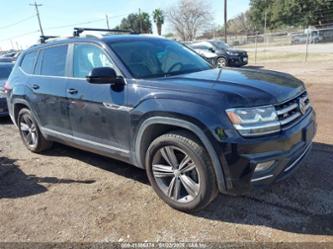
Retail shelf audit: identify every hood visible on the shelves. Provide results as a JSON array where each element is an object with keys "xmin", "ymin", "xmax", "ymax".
[
  {"xmin": 194, "ymin": 49, "xmax": 217, "ymax": 59},
  {"xmin": 153, "ymin": 68, "xmax": 305, "ymax": 107},
  {"xmin": 226, "ymin": 48, "xmax": 247, "ymax": 55}
]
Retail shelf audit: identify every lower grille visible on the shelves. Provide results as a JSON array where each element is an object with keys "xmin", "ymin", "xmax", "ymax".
[{"xmin": 275, "ymin": 92, "xmax": 311, "ymax": 129}]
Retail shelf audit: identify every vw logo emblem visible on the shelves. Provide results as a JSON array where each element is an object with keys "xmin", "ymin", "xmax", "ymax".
[{"xmin": 299, "ymin": 98, "xmax": 307, "ymax": 115}]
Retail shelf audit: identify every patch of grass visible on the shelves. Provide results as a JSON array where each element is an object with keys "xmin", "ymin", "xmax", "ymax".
[{"xmin": 246, "ymin": 51, "xmax": 333, "ymax": 63}]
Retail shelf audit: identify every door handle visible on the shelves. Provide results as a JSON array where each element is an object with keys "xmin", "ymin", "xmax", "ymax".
[
  {"xmin": 67, "ymin": 88, "xmax": 78, "ymax": 95},
  {"xmin": 32, "ymin": 84, "xmax": 40, "ymax": 90}
]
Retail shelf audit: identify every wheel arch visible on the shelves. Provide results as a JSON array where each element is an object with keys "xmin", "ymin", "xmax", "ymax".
[
  {"xmin": 134, "ymin": 116, "xmax": 227, "ymax": 193},
  {"xmin": 12, "ymin": 99, "xmax": 33, "ymax": 126}
]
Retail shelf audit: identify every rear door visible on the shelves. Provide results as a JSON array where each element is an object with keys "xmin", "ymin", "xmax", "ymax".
[
  {"xmin": 66, "ymin": 42, "xmax": 130, "ymax": 156},
  {"xmin": 29, "ymin": 44, "xmax": 71, "ymax": 135}
]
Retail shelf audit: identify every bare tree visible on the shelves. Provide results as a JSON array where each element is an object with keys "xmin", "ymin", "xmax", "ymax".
[
  {"xmin": 167, "ymin": 0, "xmax": 213, "ymax": 41},
  {"xmin": 227, "ymin": 11, "xmax": 255, "ymax": 35}
]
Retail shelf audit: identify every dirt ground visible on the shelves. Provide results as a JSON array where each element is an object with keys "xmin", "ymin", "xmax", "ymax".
[{"xmin": 0, "ymin": 61, "xmax": 333, "ymax": 243}]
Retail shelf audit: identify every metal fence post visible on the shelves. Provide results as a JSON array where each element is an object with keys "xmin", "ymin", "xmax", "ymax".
[
  {"xmin": 254, "ymin": 32, "xmax": 258, "ymax": 64},
  {"xmin": 305, "ymin": 28, "xmax": 310, "ymax": 62}
]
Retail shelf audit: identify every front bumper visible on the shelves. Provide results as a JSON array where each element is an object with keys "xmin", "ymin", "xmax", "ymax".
[
  {"xmin": 228, "ymin": 55, "xmax": 248, "ymax": 66},
  {"xmin": 0, "ymin": 97, "xmax": 8, "ymax": 117},
  {"xmin": 219, "ymin": 109, "xmax": 316, "ymax": 195}
]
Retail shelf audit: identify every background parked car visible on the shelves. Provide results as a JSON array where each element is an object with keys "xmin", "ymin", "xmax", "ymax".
[
  {"xmin": 0, "ymin": 51, "xmax": 20, "ymax": 63},
  {"xmin": 183, "ymin": 43, "xmax": 218, "ymax": 66},
  {"xmin": 189, "ymin": 40, "xmax": 248, "ymax": 67},
  {"xmin": 0, "ymin": 63, "xmax": 14, "ymax": 116},
  {"xmin": 291, "ymin": 31, "xmax": 323, "ymax": 44}
]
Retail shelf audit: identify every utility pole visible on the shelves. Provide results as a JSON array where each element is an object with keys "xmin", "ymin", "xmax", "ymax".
[
  {"xmin": 264, "ymin": 11, "xmax": 267, "ymax": 44},
  {"xmin": 105, "ymin": 14, "xmax": 110, "ymax": 29},
  {"xmin": 30, "ymin": 1, "xmax": 44, "ymax": 37},
  {"xmin": 139, "ymin": 8, "xmax": 143, "ymax": 33},
  {"xmin": 224, "ymin": 0, "xmax": 228, "ymax": 42}
]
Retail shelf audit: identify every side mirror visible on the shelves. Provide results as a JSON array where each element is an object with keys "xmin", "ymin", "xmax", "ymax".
[
  {"xmin": 86, "ymin": 67, "xmax": 124, "ymax": 85},
  {"xmin": 208, "ymin": 47, "xmax": 215, "ymax": 53}
]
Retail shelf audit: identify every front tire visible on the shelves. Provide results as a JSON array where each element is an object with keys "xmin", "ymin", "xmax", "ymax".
[
  {"xmin": 145, "ymin": 131, "xmax": 218, "ymax": 212},
  {"xmin": 217, "ymin": 57, "xmax": 227, "ymax": 67},
  {"xmin": 18, "ymin": 108, "xmax": 53, "ymax": 153}
]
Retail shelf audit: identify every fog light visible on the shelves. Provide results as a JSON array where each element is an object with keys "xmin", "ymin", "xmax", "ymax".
[{"xmin": 255, "ymin": 160, "xmax": 275, "ymax": 172}]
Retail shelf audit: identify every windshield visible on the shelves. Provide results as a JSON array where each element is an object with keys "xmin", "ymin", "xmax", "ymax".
[
  {"xmin": 108, "ymin": 39, "xmax": 212, "ymax": 79},
  {"xmin": 211, "ymin": 41, "xmax": 230, "ymax": 50},
  {"xmin": 0, "ymin": 64, "xmax": 13, "ymax": 79}
]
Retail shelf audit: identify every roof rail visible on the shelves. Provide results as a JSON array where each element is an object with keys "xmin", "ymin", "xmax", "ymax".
[
  {"xmin": 40, "ymin": 35, "xmax": 59, "ymax": 44},
  {"xmin": 73, "ymin": 27, "xmax": 137, "ymax": 37}
]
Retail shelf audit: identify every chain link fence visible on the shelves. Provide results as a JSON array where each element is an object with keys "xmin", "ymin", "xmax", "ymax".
[{"xmin": 226, "ymin": 26, "xmax": 333, "ymax": 64}]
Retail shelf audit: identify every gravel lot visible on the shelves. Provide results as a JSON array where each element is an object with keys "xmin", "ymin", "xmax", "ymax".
[{"xmin": 0, "ymin": 61, "xmax": 333, "ymax": 242}]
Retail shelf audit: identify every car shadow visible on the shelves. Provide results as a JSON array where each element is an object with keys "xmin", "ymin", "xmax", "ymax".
[
  {"xmin": 43, "ymin": 143, "xmax": 148, "ymax": 185},
  {"xmin": 0, "ymin": 156, "xmax": 96, "ymax": 199},
  {"xmin": 2, "ymin": 138, "xmax": 332, "ymax": 235},
  {"xmin": 0, "ymin": 116, "xmax": 12, "ymax": 125},
  {"xmin": 43, "ymin": 141, "xmax": 333, "ymax": 236},
  {"xmin": 243, "ymin": 65, "xmax": 265, "ymax": 70}
]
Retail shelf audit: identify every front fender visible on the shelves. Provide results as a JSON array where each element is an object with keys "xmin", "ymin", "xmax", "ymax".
[
  {"xmin": 131, "ymin": 98, "xmax": 230, "ymax": 142},
  {"xmin": 131, "ymin": 98, "xmax": 230, "ymax": 193}
]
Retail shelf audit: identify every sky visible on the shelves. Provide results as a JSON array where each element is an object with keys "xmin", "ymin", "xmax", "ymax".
[{"xmin": 0, "ymin": 0, "xmax": 250, "ymax": 51}]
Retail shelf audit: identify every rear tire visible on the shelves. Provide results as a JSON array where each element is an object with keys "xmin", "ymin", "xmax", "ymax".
[
  {"xmin": 145, "ymin": 130, "xmax": 218, "ymax": 212},
  {"xmin": 18, "ymin": 108, "xmax": 53, "ymax": 153}
]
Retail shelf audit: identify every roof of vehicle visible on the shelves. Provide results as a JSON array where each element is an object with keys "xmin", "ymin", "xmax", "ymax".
[
  {"xmin": 102, "ymin": 34, "xmax": 167, "ymax": 43},
  {"xmin": 25, "ymin": 34, "xmax": 169, "ymax": 53}
]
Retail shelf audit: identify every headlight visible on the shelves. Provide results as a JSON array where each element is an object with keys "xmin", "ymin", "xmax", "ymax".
[
  {"xmin": 226, "ymin": 106, "xmax": 280, "ymax": 137},
  {"xmin": 227, "ymin": 51, "xmax": 239, "ymax": 56}
]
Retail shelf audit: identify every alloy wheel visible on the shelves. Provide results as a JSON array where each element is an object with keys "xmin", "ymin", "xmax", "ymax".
[
  {"xmin": 20, "ymin": 114, "xmax": 38, "ymax": 147},
  {"xmin": 217, "ymin": 58, "xmax": 226, "ymax": 67},
  {"xmin": 152, "ymin": 146, "xmax": 201, "ymax": 203}
]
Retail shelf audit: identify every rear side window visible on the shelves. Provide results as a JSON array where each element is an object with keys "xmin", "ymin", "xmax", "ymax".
[
  {"xmin": 40, "ymin": 45, "xmax": 68, "ymax": 77},
  {"xmin": 20, "ymin": 51, "xmax": 37, "ymax": 74}
]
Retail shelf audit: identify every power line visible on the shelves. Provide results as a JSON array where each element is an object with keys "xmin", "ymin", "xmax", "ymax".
[
  {"xmin": 0, "ymin": 30, "xmax": 40, "ymax": 42},
  {"xmin": 46, "ymin": 18, "xmax": 105, "ymax": 30},
  {"xmin": 0, "ymin": 15, "xmax": 36, "ymax": 30},
  {"xmin": 45, "ymin": 13, "xmax": 130, "ymax": 31},
  {"xmin": 29, "ymin": 1, "xmax": 45, "ymax": 37}
]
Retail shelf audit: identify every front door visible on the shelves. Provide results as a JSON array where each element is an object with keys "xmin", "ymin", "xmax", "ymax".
[{"xmin": 66, "ymin": 43, "xmax": 131, "ymax": 157}]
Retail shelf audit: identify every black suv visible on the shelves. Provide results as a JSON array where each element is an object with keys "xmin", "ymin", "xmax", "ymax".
[
  {"xmin": 190, "ymin": 40, "xmax": 248, "ymax": 67},
  {"xmin": 6, "ymin": 29, "xmax": 316, "ymax": 211},
  {"xmin": 0, "ymin": 63, "xmax": 14, "ymax": 116}
]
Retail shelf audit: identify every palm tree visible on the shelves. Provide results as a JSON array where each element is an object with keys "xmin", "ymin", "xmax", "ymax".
[{"xmin": 153, "ymin": 9, "xmax": 164, "ymax": 36}]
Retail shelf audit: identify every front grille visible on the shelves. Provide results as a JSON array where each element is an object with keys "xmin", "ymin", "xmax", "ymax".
[{"xmin": 275, "ymin": 91, "xmax": 311, "ymax": 129}]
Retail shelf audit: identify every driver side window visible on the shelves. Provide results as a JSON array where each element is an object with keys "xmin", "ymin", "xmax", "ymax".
[{"xmin": 73, "ymin": 44, "xmax": 113, "ymax": 78}]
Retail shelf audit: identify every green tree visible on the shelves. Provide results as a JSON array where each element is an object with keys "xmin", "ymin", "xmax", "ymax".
[
  {"xmin": 153, "ymin": 9, "xmax": 165, "ymax": 36},
  {"xmin": 117, "ymin": 12, "xmax": 152, "ymax": 33},
  {"xmin": 249, "ymin": 0, "xmax": 333, "ymax": 31}
]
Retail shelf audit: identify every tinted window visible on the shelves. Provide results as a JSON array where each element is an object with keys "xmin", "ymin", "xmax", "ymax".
[
  {"xmin": 108, "ymin": 39, "xmax": 211, "ymax": 79},
  {"xmin": 0, "ymin": 64, "xmax": 13, "ymax": 79},
  {"xmin": 211, "ymin": 41, "xmax": 229, "ymax": 49},
  {"xmin": 40, "ymin": 45, "xmax": 68, "ymax": 76},
  {"xmin": 73, "ymin": 44, "xmax": 113, "ymax": 78},
  {"xmin": 21, "ymin": 51, "xmax": 37, "ymax": 74}
]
